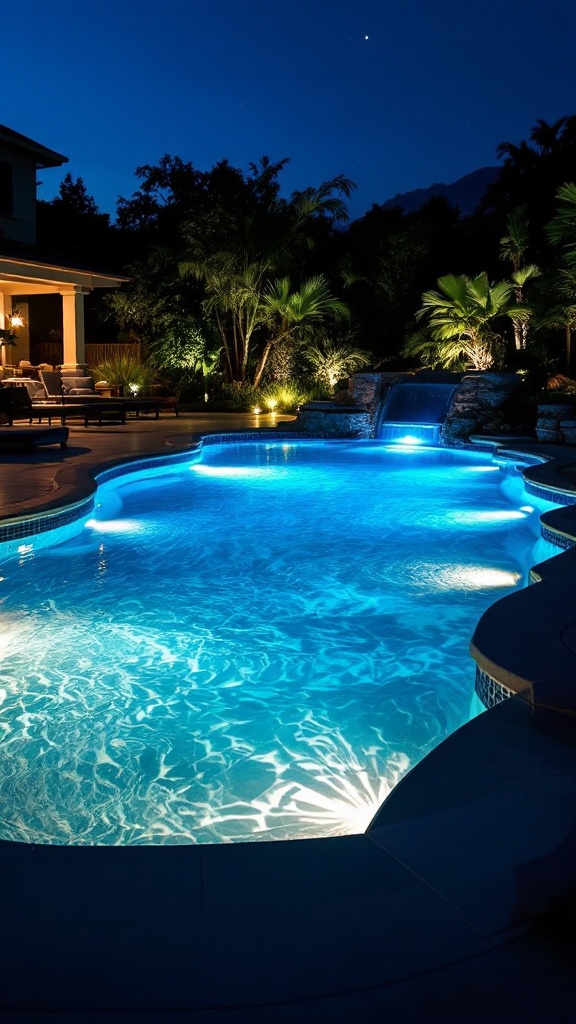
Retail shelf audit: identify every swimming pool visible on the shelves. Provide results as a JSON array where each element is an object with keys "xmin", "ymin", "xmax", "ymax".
[{"xmin": 0, "ymin": 440, "xmax": 558, "ymax": 845}]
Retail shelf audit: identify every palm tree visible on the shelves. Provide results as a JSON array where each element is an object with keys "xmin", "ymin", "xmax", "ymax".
[
  {"xmin": 535, "ymin": 268, "xmax": 576, "ymax": 374},
  {"xmin": 530, "ymin": 117, "xmax": 570, "ymax": 156},
  {"xmin": 255, "ymin": 276, "xmax": 350, "ymax": 387},
  {"xmin": 180, "ymin": 253, "xmax": 271, "ymax": 382},
  {"xmin": 179, "ymin": 173, "xmax": 355, "ymax": 384},
  {"xmin": 499, "ymin": 206, "xmax": 540, "ymax": 350},
  {"xmin": 499, "ymin": 206, "xmax": 530, "ymax": 272},
  {"xmin": 303, "ymin": 338, "xmax": 371, "ymax": 391},
  {"xmin": 546, "ymin": 182, "xmax": 576, "ymax": 269},
  {"xmin": 508, "ymin": 265, "xmax": 541, "ymax": 350},
  {"xmin": 412, "ymin": 272, "xmax": 525, "ymax": 370}
]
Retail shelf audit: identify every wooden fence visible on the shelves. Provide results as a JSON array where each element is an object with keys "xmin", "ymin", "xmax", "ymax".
[
  {"xmin": 32, "ymin": 341, "xmax": 142, "ymax": 369},
  {"xmin": 85, "ymin": 342, "xmax": 142, "ymax": 367}
]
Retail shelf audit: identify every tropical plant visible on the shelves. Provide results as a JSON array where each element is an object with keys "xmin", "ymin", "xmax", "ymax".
[
  {"xmin": 255, "ymin": 276, "xmax": 350, "ymax": 387},
  {"xmin": 259, "ymin": 382, "xmax": 308, "ymax": 412},
  {"xmin": 180, "ymin": 254, "xmax": 271, "ymax": 384},
  {"xmin": 508, "ymin": 264, "xmax": 541, "ymax": 350},
  {"xmin": 499, "ymin": 205, "xmax": 531, "ymax": 272},
  {"xmin": 303, "ymin": 338, "xmax": 371, "ymax": 390},
  {"xmin": 546, "ymin": 182, "xmax": 576, "ymax": 269},
  {"xmin": 534, "ymin": 268, "xmax": 576, "ymax": 373},
  {"xmin": 412, "ymin": 272, "xmax": 527, "ymax": 370},
  {"xmin": 176, "ymin": 165, "xmax": 355, "ymax": 386},
  {"xmin": 93, "ymin": 352, "xmax": 157, "ymax": 394},
  {"xmin": 180, "ymin": 251, "xmax": 350, "ymax": 387}
]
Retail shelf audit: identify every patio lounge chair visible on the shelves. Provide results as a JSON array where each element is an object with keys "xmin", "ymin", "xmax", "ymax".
[
  {"xmin": 38, "ymin": 371, "xmax": 178, "ymax": 416},
  {"xmin": 38, "ymin": 370, "xmax": 65, "ymax": 401},
  {"xmin": 0, "ymin": 385, "xmax": 126, "ymax": 427}
]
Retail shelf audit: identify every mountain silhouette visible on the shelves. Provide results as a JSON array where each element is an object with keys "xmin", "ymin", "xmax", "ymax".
[{"xmin": 380, "ymin": 166, "xmax": 500, "ymax": 216}]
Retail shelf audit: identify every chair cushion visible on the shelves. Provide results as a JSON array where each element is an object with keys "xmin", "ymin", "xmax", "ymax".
[
  {"xmin": 62, "ymin": 376, "xmax": 95, "ymax": 395},
  {"xmin": 39, "ymin": 370, "xmax": 63, "ymax": 398}
]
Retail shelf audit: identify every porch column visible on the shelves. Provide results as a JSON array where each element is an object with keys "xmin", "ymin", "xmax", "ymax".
[
  {"xmin": 60, "ymin": 288, "xmax": 89, "ymax": 372},
  {"xmin": 0, "ymin": 293, "xmax": 5, "ymax": 366},
  {"xmin": 0, "ymin": 293, "xmax": 15, "ymax": 368}
]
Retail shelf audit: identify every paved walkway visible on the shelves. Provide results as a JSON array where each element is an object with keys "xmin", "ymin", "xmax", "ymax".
[{"xmin": 0, "ymin": 411, "xmax": 294, "ymax": 523}]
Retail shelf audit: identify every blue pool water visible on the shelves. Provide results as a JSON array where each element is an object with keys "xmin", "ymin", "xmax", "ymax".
[{"xmin": 0, "ymin": 441, "xmax": 558, "ymax": 845}]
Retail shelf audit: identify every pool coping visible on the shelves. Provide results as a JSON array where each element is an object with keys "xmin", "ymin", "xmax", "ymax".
[{"xmin": 1, "ymin": 432, "xmax": 575, "ymax": 1021}]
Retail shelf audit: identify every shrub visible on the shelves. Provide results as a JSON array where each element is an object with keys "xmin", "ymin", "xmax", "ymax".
[
  {"xmin": 93, "ymin": 353, "xmax": 157, "ymax": 395},
  {"xmin": 259, "ymin": 382, "xmax": 309, "ymax": 412},
  {"xmin": 207, "ymin": 381, "xmax": 263, "ymax": 411}
]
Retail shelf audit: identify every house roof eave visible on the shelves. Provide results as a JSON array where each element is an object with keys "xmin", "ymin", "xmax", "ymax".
[
  {"xmin": 0, "ymin": 124, "xmax": 68, "ymax": 169},
  {"xmin": 0, "ymin": 254, "xmax": 129, "ymax": 293}
]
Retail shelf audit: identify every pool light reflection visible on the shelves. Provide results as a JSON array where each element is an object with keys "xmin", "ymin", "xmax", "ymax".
[
  {"xmin": 392, "ymin": 434, "xmax": 424, "ymax": 446},
  {"xmin": 190, "ymin": 465, "xmax": 268, "ymax": 478},
  {"xmin": 447, "ymin": 509, "xmax": 529, "ymax": 525},
  {"xmin": 85, "ymin": 518, "xmax": 145, "ymax": 534},
  {"xmin": 435, "ymin": 565, "xmax": 521, "ymax": 590}
]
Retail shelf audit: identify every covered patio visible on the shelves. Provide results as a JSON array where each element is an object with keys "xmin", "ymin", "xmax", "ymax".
[{"xmin": 0, "ymin": 255, "xmax": 127, "ymax": 373}]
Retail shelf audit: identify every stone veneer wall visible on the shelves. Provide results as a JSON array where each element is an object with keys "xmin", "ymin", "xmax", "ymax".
[
  {"xmin": 535, "ymin": 403, "xmax": 576, "ymax": 444},
  {"xmin": 291, "ymin": 371, "xmax": 524, "ymax": 441},
  {"xmin": 440, "ymin": 372, "xmax": 523, "ymax": 444},
  {"xmin": 284, "ymin": 403, "xmax": 372, "ymax": 438},
  {"xmin": 346, "ymin": 372, "xmax": 416, "ymax": 416}
]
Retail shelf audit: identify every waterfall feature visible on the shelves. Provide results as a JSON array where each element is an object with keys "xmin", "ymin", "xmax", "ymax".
[{"xmin": 375, "ymin": 382, "xmax": 458, "ymax": 445}]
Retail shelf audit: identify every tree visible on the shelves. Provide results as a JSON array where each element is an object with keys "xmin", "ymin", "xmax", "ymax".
[
  {"xmin": 37, "ymin": 173, "xmax": 113, "ymax": 267},
  {"xmin": 482, "ymin": 115, "xmax": 576, "ymax": 261},
  {"xmin": 304, "ymin": 338, "xmax": 371, "ymax": 390},
  {"xmin": 498, "ymin": 207, "xmax": 541, "ymax": 350},
  {"xmin": 546, "ymin": 182, "xmax": 576, "ymax": 270},
  {"xmin": 178, "ymin": 168, "xmax": 356, "ymax": 384},
  {"xmin": 499, "ymin": 205, "xmax": 530, "ymax": 273},
  {"xmin": 534, "ymin": 268, "xmax": 576, "ymax": 373},
  {"xmin": 410, "ymin": 272, "xmax": 525, "ymax": 370},
  {"xmin": 342, "ymin": 196, "xmax": 467, "ymax": 363},
  {"xmin": 255, "ymin": 275, "xmax": 350, "ymax": 387}
]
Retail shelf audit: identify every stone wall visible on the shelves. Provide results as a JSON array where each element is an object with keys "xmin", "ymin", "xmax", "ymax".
[
  {"xmin": 441, "ymin": 372, "xmax": 523, "ymax": 444},
  {"xmin": 286, "ymin": 401, "xmax": 372, "ymax": 438},
  {"xmin": 347, "ymin": 372, "xmax": 415, "ymax": 417},
  {"xmin": 536, "ymin": 404, "xmax": 576, "ymax": 444},
  {"xmin": 290, "ymin": 371, "xmax": 525, "ymax": 442}
]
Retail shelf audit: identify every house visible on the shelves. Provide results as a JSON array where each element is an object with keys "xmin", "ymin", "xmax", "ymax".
[{"xmin": 0, "ymin": 124, "xmax": 126, "ymax": 371}]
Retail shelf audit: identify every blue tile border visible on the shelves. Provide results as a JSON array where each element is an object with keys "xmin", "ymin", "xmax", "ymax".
[
  {"xmin": 0, "ymin": 496, "xmax": 95, "ymax": 545},
  {"xmin": 475, "ymin": 667, "xmax": 516, "ymax": 708},
  {"xmin": 0, "ymin": 433, "xmax": 321, "ymax": 546},
  {"xmin": 524, "ymin": 479, "xmax": 576, "ymax": 505},
  {"xmin": 2, "ymin": 431, "xmax": 576, "ymax": 558},
  {"xmin": 541, "ymin": 526, "xmax": 576, "ymax": 550}
]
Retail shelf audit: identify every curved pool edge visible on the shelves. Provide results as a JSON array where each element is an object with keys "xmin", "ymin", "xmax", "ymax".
[
  {"xmin": 1, "ymin": 693, "xmax": 575, "ymax": 1021},
  {"xmin": 0, "ymin": 430, "xmax": 319, "ymax": 554},
  {"xmin": 1, "ymin": 434, "xmax": 576, "ymax": 1020}
]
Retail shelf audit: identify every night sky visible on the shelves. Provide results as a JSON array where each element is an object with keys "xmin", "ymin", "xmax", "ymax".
[{"xmin": 5, "ymin": 0, "xmax": 576, "ymax": 221}]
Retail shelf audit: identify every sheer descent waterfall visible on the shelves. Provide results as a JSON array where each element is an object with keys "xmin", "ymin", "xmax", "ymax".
[{"xmin": 375, "ymin": 382, "xmax": 458, "ymax": 445}]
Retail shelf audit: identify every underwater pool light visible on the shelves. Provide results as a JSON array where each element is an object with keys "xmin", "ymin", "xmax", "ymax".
[
  {"xmin": 448, "ymin": 509, "xmax": 528, "ymax": 525},
  {"xmin": 393, "ymin": 434, "xmax": 424, "ymax": 446},
  {"xmin": 190, "ymin": 465, "xmax": 267, "ymax": 478},
  {"xmin": 85, "ymin": 519, "xmax": 145, "ymax": 534},
  {"xmin": 435, "ymin": 565, "xmax": 521, "ymax": 590}
]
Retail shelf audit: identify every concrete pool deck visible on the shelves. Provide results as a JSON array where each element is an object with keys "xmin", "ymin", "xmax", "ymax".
[{"xmin": 0, "ymin": 415, "xmax": 575, "ymax": 1022}]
